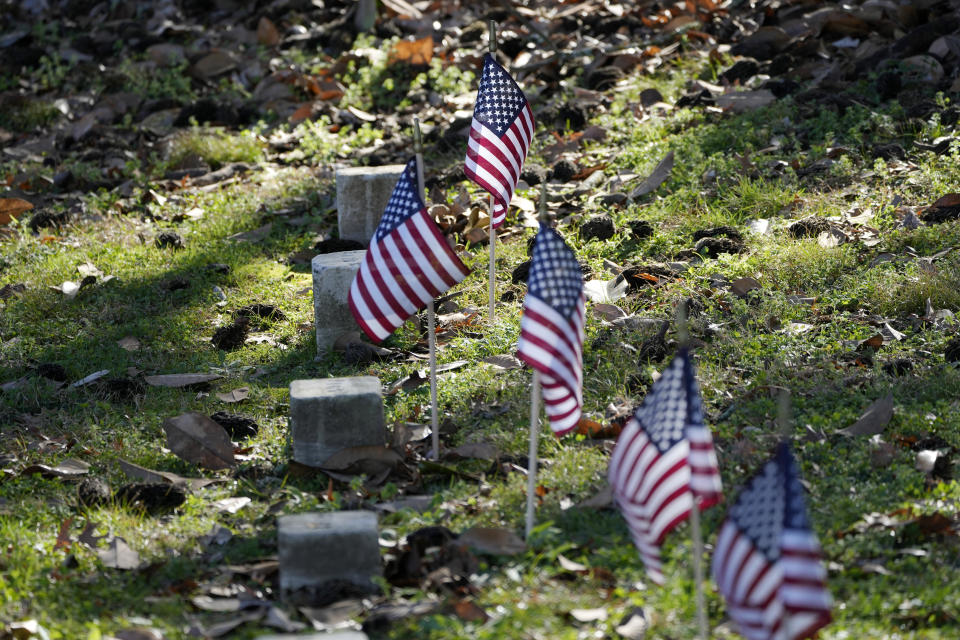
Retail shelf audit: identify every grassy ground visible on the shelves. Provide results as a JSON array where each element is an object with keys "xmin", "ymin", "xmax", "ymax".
[{"xmin": 3, "ymin": 22, "xmax": 960, "ymax": 640}]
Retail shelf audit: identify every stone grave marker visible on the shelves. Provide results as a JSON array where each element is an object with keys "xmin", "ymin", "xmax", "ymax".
[
  {"xmin": 289, "ymin": 376, "xmax": 385, "ymax": 466},
  {"xmin": 278, "ymin": 511, "xmax": 381, "ymax": 593},
  {"xmin": 336, "ymin": 165, "xmax": 405, "ymax": 245},
  {"xmin": 312, "ymin": 250, "xmax": 365, "ymax": 353}
]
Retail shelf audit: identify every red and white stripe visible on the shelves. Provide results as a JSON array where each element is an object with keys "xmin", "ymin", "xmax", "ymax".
[
  {"xmin": 349, "ymin": 210, "xmax": 469, "ymax": 343},
  {"xmin": 609, "ymin": 418, "xmax": 697, "ymax": 583},
  {"xmin": 516, "ymin": 291, "xmax": 585, "ymax": 435},
  {"xmin": 464, "ymin": 101, "xmax": 534, "ymax": 228},
  {"xmin": 713, "ymin": 525, "xmax": 831, "ymax": 640},
  {"xmin": 688, "ymin": 423, "xmax": 723, "ymax": 506}
]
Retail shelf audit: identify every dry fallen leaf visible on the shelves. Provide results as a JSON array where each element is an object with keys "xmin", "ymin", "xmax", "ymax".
[
  {"xmin": 570, "ymin": 608, "xmax": 608, "ymax": 622},
  {"xmin": 458, "ymin": 527, "xmax": 526, "ymax": 555},
  {"xmin": 216, "ymin": 387, "xmax": 249, "ymax": 403},
  {"xmin": 257, "ymin": 16, "xmax": 281, "ymax": 46},
  {"xmin": 0, "ymin": 197, "xmax": 34, "ymax": 225},
  {"xmin": 162, "ymin": 412, "xmax": 236, "ymax": 470},
  {"xmin": 144, "ymin": 373, "xmax": 222, "ymax": 388},
  {"xmin": 118, "ymin": 336, "xmax": 141, "ymax": 352},
  {"xmin": 21, "ymin": 458, "xmax": 90, "ymax": 478},
  {"xmin": 714, "ymin": 89, "xmax": 776, "ymax": 113},
  {"xmin": 629, "ymin": 150, "xmax": 674, "ymax": 199},
  {"xmin": 97, "ymin": 537, "xmax": 140, "ymax": 570},
  {"xmin": 837, "ymin": 394, "xmax": 894, "ymax": 437},
  {"xmin": 389, "ymin": 36, "xmax": 433, "ymax": 66}
]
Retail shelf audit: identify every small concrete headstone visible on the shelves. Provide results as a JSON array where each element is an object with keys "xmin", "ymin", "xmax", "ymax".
[
  {"xmin": 278, "ymin": 511, "xmax": 381, "ymax": 592},
  {"xmin": 290, "ymin": 376, "xmax": 385, "ymax": 466},
  {"xmin": 336, "ymin": 165, "xmax": 406, "ymax": 245},
  {"xmin": 312, "ymin": 250, "xmax": 365, "ymax": 353}
]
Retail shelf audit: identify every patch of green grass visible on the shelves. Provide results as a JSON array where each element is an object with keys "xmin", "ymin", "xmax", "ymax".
[{"xmin": 165, "ymin": 128, "xmax": 265, "ymax": 170}]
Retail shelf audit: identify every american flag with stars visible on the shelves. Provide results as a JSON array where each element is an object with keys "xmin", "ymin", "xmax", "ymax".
[
  {"xmin": 712, "ymin": 442, "xmax": 831, "ymax": 640},
  {"xmin": 607, "ymin": 348, "xmax": 723, "ymax": 584},
  {"xmin": 464, "ymin": 53, "xmax": 535, "ymax": 229},
  {"xmin": 348, "ymin": 157, "xmax": 470, "ymax": 343},
  {"xmin": 516, "ymin": 224, "xmax": 585, "ymax": 436}
]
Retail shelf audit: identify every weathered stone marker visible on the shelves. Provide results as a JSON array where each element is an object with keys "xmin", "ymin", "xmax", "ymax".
[
  {"xmin": 278, "ymin": 511, "xmax": 381, "ymax": 592},
  {"xmin": 289, "ymin": 376, "xmax": 385, "ymax": 466},
  {"xmin": 336, "ymin": 164, "xmax": 406, "ymax": 245},
  {"xmin": 312, "ymin": 250, "xmax": 365, "ymax": 353}
]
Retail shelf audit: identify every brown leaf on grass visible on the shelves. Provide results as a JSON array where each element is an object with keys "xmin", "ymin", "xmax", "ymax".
[
  {"xmin": 447, "ymin": 442, "xmax": 498, "ymax": 461},
  {"xmin": 837, "ymin": 394, "xmax": 894, "ymax": 437},
  {"xmin": 714, "ymin": 89, "xmax": 777, "ymax": 113},
  {"xmin": 575, "ymin": 417, "xmax": 617, "ymax": 438},
  {"xmin": 190, "ymin": 50, "xmax": 238, "ymax": 78},
  {"xmin": 162, "ymin": 412, "xmax": 236, "ymax": 470},
  {"xmin": 731, "ymin": 277, "xmax": 761, "ymax": 297},
  {"xmin": 389, "ymin": 36, "xmax": 433, "ymax": 66},
  {"xmin": 216, "ymin": 387, "xmax": 249, "ymax": 403},
  {"xmin": 0, "ymin": 197, "xmax": 34, "ymax": 225},
  {"xmin": 860, "ymin": 334, "xmax": 885, "ymax": 349},
  {"xmin": 577, "ymin": 484, "xmax": 613, "ymax": 509},
  {"xmin": 117, "ymin": 336, "xmax": 141, "ymax": 352},
  {"xmin": 54, "ymin": 517, "xmax": 73, "ymax": 552},
  {"xmin": 319, "ymin": 445, "xmax": 403, "ymax": 479},
  {"xmin": 144, "ymin": 373, "xmax": 221, "ymax": 388},
  {"xmin": 453, "ymin": 600, "xmax": 489, "ymax": 623},
  {"xmin": 117, "ymin": 458, "xmax": 220, "ymax": 490},
  {"xmin": 257, "ymin": 17, "xmax": 281, "ymax": 46},
  {"xmin": 97, "ymin": 537, "xmax": 140, "ymax": 569},
  {"xmin": 458, "ymin": 527, "xmax": 526, "ymax": 555},
  {"xmin": 482, "ymin": 354, "xmax": 522, "ymax": 370},
  {"xmin": 21, "ymin": 458, "xmax": 90, "ymax": 478},
  {"xmin": 628, "ymin": 151, "xmax": 674, "ymax": 199},
  {"xmin": 78, "ymin": 521, "xmax": 106, "ymax": 549}
]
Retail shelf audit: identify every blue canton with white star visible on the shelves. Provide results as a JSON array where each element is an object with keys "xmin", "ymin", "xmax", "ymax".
[
  {"xmin": 473, "ymin": 53, "xmax": 528, "ymax": 135},
  {"xmin": 528, "ymin": 224, "xmax": 582, "ymax": 318},
  {"xmin": 728, "ymin": 443, "xmax": 810, "ymax": 561},
  {"xmin": 634, "ymin": 349, "xmax": 704, "ymax": 453},
  {"xmin": 374, "ymin": 158, "xmax": 424, "ymax": 242}
]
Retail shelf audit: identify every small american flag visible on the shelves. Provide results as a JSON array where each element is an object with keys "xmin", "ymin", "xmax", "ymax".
[
  {"xmin": 712, "ymin": 442, "xmax": 831, "ymax": 640},
  {"xmin": 348, "ymin": 158, "xmax": 470, "ymax": 343},
  {"xmin": 516, "ymin": 224, "xmax": 585, "ymax": 436},
  {"xmin": 607, "ymin": 349, "xmax": 723, "ymax": 584},
  {"xmin": 464, "ymin": 53, "xmax": 535, "ymax": 229}
]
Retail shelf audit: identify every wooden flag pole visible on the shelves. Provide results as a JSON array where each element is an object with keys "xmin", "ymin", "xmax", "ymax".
[
  {"xmin": 777, "ymin": 387, "xmax": 792, "ymax": 441},
  {"xmin": 487, "ymin": 20, "xmax": 497, "ymax": 325},
  {"xmin": 525, "ymin": 187, "xmax": 550, "ymax": 540},
  {"xmin": 413, "ymin": 118, "xmax": 440, "ymax": 460},
  {"xmin": 677, "ymin": 300, "xmax": 708, "ymax": 640},
  {"xmin": 525, "ymin": 369, "xmax": 541, "ymax": 539}
]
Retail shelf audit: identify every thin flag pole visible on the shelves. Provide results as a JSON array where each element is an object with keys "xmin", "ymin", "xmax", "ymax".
[
  {"xmin": 487, "ymin": 20, "xmax": 497, "ymax": 325},
  {"xmin": 525, "ymin": 187, "xmax": 550, "ymax": 540},
  {"xmin": 525, "ymin": 369, "xmax": 541, "ymax": 539},
  {"xmin": 413, "ymin": 118, "xmax": 440, "ymax": 460},
  {"xmin": 677, "ymin": 300, "xmax": 708, "ymax": 640},
  {"xmin": 777, "ymin": 387, "xmax": 792, "ymax": 441}
]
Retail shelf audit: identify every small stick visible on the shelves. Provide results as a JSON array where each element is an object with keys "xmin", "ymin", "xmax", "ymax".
[
  {"xmin": 414, "ymin": 118, "xmax": 440, "ymax": 460},
  {"xmin": 525, "ymin": 369, "xmax": 541, "ymax": 539},
  {"xmin": 777, "ymin": 387, "xmax": 792, "ymax": 441},
  {"xmin": 676, "ymin": 298, "xmax": 689, "ymax": 347},
  {"xmin": 488, "ymin": 195, "xmax": 496, "ymax": 324},
  {"xmin": 690, "ymin": 502, "xmax": 709, "ymax": 640},
  {"xmin": 487, "ymin": 20, "xmax": 498, "ymax": 326}
]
